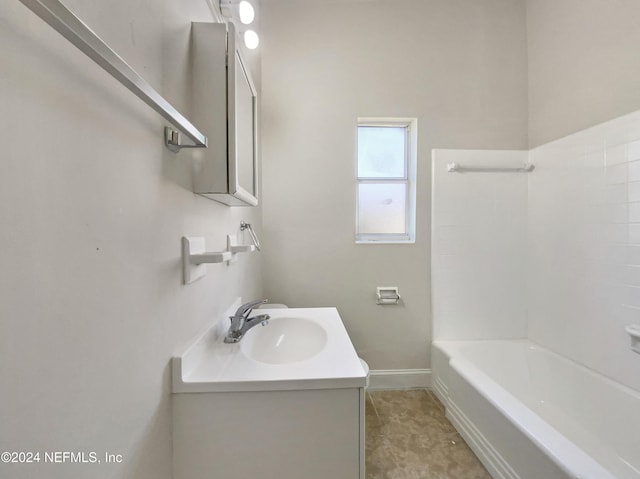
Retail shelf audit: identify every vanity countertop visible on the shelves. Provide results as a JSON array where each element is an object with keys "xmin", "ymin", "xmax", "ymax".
[{"xmin": 172, "ymin": 307, "xmax": 367, "ymax": 393}]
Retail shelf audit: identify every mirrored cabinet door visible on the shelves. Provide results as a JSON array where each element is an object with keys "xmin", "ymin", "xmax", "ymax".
[{"xmin": 192, "ymin": 22, "xmax": 258, "ymax": 207}]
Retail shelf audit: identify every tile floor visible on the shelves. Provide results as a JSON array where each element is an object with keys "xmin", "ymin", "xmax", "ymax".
[{"xmin": 365, "ymin": 389, "xmax": 492, "ymax": 479}]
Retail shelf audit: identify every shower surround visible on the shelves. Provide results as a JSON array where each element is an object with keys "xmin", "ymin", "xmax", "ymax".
[{"xmin": 431, "ymin": 110, "xmax": 640, "ymax": 478}]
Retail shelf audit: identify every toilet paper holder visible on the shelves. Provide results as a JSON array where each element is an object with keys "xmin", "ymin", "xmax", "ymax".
[
  {"xmin": 626, "ymin": 325, "xmax": 640, "ymax": 354},
  {"xmin": 376, "ymin": 287, "xmax": 401, "ymax": 305}
]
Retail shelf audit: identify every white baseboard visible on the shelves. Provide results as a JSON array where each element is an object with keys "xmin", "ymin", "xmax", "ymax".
[{"xmin": 368, "ymin": 369, "xmax": 431, "ymax": 390}]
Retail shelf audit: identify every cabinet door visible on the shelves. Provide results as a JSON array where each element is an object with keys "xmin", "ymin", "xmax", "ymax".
[
  {"xmin": 192, "ymin": 22, "xmax": 258, "ymax": 207},
  {"xmin": 174, "ymin": 388, "xmax": 362, "ymax": 479},
  {"xmin": 227, "ymin": 38, "xmax": 258, "ymax": 206}
]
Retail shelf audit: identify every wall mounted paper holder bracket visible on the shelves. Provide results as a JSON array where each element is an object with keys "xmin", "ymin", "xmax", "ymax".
[
  {"xmin": 625, "ymin": 325, "xmax": 640, "ymax": 354},
  {"xmin": 376, "ymin": 287, "xmax": 401, "ymax": 305}
]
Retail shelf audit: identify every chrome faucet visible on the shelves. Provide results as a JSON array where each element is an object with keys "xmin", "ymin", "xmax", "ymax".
[{"xmin": 224, "ymin": 299, "xmax": 270, "ymax": 343}]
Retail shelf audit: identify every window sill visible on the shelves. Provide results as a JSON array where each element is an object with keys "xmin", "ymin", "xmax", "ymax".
[{"xmin": 355, "ymin": 240, "xmax": 416, "ymax": 245}]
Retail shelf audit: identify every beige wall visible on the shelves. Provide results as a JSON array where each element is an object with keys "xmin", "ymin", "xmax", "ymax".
[
  {"xmin": 527, "ymin": 0, "xmax": 640, "ymax": 147},
  {"xmin": 260, "ymin": 0, "xmax": 528, "ymax": 370},
  {"xmin": 0, "ymin": 2, "xmax": 261, "ymax": 478},
  {"xmin": 9, "ymin": 0, "xmax": 640, "ymax": 474}
]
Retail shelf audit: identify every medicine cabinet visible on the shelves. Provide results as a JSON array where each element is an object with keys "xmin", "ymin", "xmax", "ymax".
[{"xmin": 192, "ymin": 22, "xmax": 258, "ymax": 206}]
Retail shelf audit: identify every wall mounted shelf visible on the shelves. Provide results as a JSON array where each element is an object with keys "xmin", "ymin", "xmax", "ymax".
[{"xmin": 182, "ymin": 236, "xmax": 256, "ymax": 284}]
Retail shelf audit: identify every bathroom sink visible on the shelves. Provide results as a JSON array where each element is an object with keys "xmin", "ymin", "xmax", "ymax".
[
  {"xmin": 240, "ymin": 317, "xmax": 328, "ymax": 364},
  {"xmin": 173, "ymin": 307, "xmax": 366, "ymax": 393}
]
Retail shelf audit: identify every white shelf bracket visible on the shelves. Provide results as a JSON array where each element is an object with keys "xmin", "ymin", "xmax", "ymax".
[
  {"xmin": 182, "ymin": 235, "xmax": 258, "ymax": 283},
  {"xmin": 226, "ymin": 235, "xmax": 256, "ymax": 264},
  {"xmin": 182, "ymin": 237, "xmax": 231, "ymax": 284}
]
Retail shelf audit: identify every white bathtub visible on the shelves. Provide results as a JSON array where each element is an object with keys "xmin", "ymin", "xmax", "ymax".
[{"xmin": 432, "ymin": 340, "xmax": 640, "ymax": 479}]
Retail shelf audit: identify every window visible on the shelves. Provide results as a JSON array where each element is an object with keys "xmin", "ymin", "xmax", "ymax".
[{"xmin": 356, "ymin": 118, "xmax": 417, "ymax": 243}]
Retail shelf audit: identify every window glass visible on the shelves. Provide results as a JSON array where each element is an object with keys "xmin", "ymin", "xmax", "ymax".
[
  {"xmin": 356, "ymin": 118, "xmax": 416, "ymax": 243},
  {"xmin": 357, "ymin": 183, "xmax": 407, "ymax": 235},
  {"xmin": 357, "ymin": 127, "xmax": 406, "ymax": 178}
]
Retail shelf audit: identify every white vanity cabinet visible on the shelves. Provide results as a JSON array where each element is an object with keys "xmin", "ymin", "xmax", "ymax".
[
  {"xmin": 172, "ymin": 307, "xmax": 367, "ymax": 479},
  {"xmin": 173, "ymin": 388, "xmax": 365, "ymax": 479}
]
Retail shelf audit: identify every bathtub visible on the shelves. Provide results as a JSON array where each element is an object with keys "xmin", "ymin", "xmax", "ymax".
[{"xmin": 432, "ymin": 340, "xmax": 640, "ymax": 479}]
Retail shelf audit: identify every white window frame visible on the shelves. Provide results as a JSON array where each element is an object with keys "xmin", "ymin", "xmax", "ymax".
[{"xmin": 356, "ymin": 117, "xmax": 417, "ymax": 244}]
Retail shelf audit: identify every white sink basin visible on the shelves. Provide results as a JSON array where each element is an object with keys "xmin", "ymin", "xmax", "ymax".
[
  {"xmin": 241, "ymin": 317, "xmax": 328, "ymax": 364},
  {"xmin": 173, "ymin": 307, "xmax": 367, "ymax": 393}
]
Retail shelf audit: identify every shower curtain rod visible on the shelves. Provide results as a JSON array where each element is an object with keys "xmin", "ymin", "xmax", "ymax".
[
  {"xmin": 447, "ymin": 163, "xmax": 535, "ymax": 173},
  {"xmin": 17, "ymin": 0, "xmax": 208, "ymax": 152}
]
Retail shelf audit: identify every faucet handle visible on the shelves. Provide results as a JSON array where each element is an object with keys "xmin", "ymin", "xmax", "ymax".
[{"xmin": 236, "ymin": 299, "xmax": 268, "ymax": 318}]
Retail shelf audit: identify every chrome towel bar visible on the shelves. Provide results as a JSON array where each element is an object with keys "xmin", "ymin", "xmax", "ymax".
[
  {"xmin": 447, "ymin": 162, "xmax": 534, "ymax": 173},
  {"xmin": 17, "ymin": 0, "xmax": 208, "ymax": 152}
]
